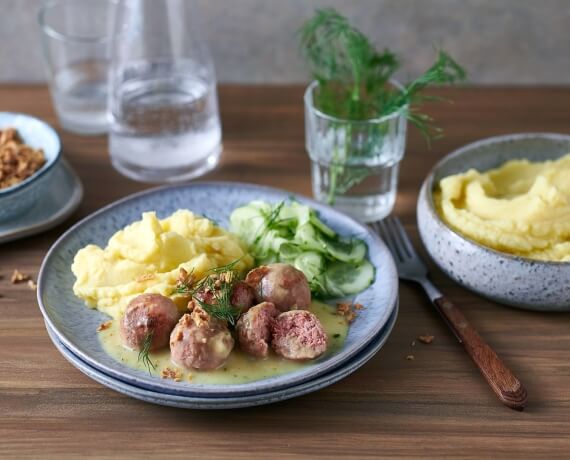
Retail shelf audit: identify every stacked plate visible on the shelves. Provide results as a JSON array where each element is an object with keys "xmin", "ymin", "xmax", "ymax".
[{"xmin": 37, "ymin": 183, "xmax": 399, "ymax": 409}]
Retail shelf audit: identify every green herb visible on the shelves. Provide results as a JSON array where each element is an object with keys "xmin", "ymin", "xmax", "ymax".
[
  {"xmin": 299, "ymin": 8, "xmax": 466, "ymax": 204},
  {"xmin": 192, "ymin": 259, "xmax": 243, "ymax": 326},
  {"xmin": 252, "ymin": 200, "xmax": 287, "ymax": 246},
  {"xmin": 138, "ymin": 332, "xmax": 156, "ymax": 374}
]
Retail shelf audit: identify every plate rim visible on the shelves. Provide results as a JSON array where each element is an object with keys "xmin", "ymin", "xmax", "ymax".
[{"xmin": 37, "ymin": 181, "xmax": 398, "ymax": 396}]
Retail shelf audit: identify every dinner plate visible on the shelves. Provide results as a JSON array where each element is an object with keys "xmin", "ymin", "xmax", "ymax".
[
  {"xmin": 44, "ymin": 303, "xmax": 398, "ymax": 409},
  {"xmin": 0, "ymin": 159, "xmax": 83, "ymax": 243},
  {"xmin": 38, "ymin": 182, "xmax": 398, "ymax": 397}
]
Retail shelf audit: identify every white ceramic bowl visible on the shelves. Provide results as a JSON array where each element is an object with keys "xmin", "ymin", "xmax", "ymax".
[
  {"xmin": 417, "ymin": 133, "xmax": 570, "ymax": 312},
  {"xmin": 0, "ymin": 113, "xmax": 61, "ymax": 222}
]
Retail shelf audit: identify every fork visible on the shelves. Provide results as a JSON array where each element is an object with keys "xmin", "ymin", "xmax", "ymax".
[{"xmin": 372, "ymin": 217, "xmax": 528, "ymax": 411}]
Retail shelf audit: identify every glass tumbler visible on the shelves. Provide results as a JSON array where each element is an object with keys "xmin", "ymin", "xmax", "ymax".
[
  {"xmin": 39, "ymin": 0, "xmax": 116, "ymax": 135},
  {"xmin": 304, "ymin": 81, "xmax": 408, "ymax": 222},
  {"xmin": 108, "ymin": 0, "xmax": 222, "ymax": 183}
]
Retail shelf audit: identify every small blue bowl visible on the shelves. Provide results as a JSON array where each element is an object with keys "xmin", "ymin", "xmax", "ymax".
[{"xmin": 0, "ymin": 113, "xmax": 61, "ymax": 222}]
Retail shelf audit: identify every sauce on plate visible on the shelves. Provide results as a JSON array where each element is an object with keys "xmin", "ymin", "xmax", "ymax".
[{"xmin": 98, "ymin": 301, "xmax": 349, "ymax": 384}]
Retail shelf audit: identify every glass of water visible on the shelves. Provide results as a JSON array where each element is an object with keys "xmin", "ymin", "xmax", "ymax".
[
  {"xmin": 108, "ymin": 0, "xmax": 222, "ymax": 183},
  {"xmin": 39, "ymin": 0, "xmax": 116, "ymax": 135},
  {"xmin": 304, "ymin": 81, "xmax": 408, "ymax": 222}
]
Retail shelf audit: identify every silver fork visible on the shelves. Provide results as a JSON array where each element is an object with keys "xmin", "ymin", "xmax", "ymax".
[{"xmin": 372, "ymin": 217, "xmax": 527, "ymax": 411}]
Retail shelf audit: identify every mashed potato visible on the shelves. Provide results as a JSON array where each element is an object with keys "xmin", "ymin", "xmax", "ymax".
[
  {"xmin": 72, "ymin": 210, "xmax": 254, "ymax": 319},
  {"xmin": 435, "ymin": 154, "xmax": 570, "ymax": 262}
]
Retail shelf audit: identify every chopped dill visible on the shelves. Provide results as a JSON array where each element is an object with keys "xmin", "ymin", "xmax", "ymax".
[
  {"xmin": 138, "ymin": 332, "xmax": 156, "ymax": 374},
  {"xmin": 191, "ymin": 258, "xmax": 244, "ymax": 326},
  {"xmin": 253, "ymin": 200, "xmax": 287, "ymax": 246}
]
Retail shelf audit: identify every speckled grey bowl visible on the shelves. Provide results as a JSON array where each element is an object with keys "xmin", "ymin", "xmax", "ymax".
[
  {"xmin": 0, "ymin": 112, "xmax": 61, "ymax": 222},
  {"xmin": 417, "ymin": 133, "xmax": 570, "ymax": 312}
]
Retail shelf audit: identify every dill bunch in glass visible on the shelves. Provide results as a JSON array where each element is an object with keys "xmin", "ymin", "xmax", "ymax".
[{"xmin": 299, "ymin": 8, "xmax": 466, "ymax": 139}]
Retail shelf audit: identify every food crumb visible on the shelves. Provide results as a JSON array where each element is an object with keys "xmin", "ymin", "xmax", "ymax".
[
  {"xmin": 333, "ymin": 333, "xmax": 340, "ymax": 339},
  {"xmin": 411, "ymin": 340, "xmax": 416, "ymax": 347},
  {"xmin": 11, "ymin": 269, "xmax": 31, "ymax": 284},
  {"xmin": 405, "ymin": 354, "xmax": 415, "ymax": 361},
  {"xmin": 27, "ymin": 279, "xmax": 37, "ymax": 290},
  {"xmin": 336, "ymin": 302, "xmax": 362, "ymax": 323},
  {"xmin": 418, "ymin": 335, "xmax": 434, "ymax": 344},
  {"xmin": 161, "ymin": 367, "xmax": 182, "ymax": 381},
  {"xmin": 187, "ymin": 374, "xmax": 193, "ymax": 382},
  {"xmin": 97, "ymin": 321, "xmax": 112, "ymax": 332}
]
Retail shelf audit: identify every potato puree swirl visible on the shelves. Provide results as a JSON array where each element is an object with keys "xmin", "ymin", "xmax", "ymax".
[{"xmin": 435, "ymin": 154, "xmax": 570, "ymax": 262}]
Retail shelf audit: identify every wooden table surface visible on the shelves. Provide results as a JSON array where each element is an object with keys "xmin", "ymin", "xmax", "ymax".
[{"xmin": 1, "ymin": 85, "xmax": 569, "ymax": 459}]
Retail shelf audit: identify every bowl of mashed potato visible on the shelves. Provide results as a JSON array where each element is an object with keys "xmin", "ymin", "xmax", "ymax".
[{"xmin": 417, "ymin": 133, "xmax": 570, "ymax": 311}]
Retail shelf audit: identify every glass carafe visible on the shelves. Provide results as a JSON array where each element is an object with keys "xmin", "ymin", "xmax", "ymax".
[{"xmin": 109, "ymin": 0, "xmax": 221, "ymax": 183}]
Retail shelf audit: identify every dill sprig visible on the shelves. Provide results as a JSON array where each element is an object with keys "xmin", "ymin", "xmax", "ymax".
[
  {"xmin": 182, "ymin": 258, "xmax": 245, "ymax": 325},
  {"xmin": 138, "ymin": 332, "xmax": 156, "ymax": 374},
  {"xmin": 252, "ymin": 200, "xmax": 287, "ymax": 247},
  {"xmin": 193, "ymin": 268, "xmax": 241, "ymax": 326},
  {"xmin": 299, "ymin": 8, "xmax": 465, "ymax": 205},
  {"xmin": 299, "ymin": 8, "xmax": 466, "ymax": 135}
]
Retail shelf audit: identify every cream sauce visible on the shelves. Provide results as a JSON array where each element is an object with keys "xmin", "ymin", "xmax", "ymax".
[{"xmin": 98, "ymin": 301, "xmax": 349, "ymax": 385}]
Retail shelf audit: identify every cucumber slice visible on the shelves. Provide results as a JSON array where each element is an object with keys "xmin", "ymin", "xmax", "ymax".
[
  {"xmin": 294, "ymin": 223, "xmax": 326, "ymax": 252},
  {"xmin": 229, "ymin": 205, "xmax": 266, "ymax": 243},
  {"xmin": 325, "ymin": 260, "xmax": 374, "ymax": 296},
  {"xmin": 310, "ymin": 211, "xmax": 336, "ymax": 238},
  {"xmin": 294, "ymin": 251, "xmax": 324, "ymax": 282},
  {"xmin": 278, "ymin": 202, "xmax": 311, "ymax": 228},
  {"xmin": 321, "ymin": 236, "xmax": 366, "ymax": 263},
  {"xmin": 279, "ymin": 242, "xmax": 303, "ymax": 259}
]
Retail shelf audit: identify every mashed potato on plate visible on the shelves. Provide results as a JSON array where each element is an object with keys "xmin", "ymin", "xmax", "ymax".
[{"xmin": 72, "ymin": 210, "xmax": 254, "ymax": 319}]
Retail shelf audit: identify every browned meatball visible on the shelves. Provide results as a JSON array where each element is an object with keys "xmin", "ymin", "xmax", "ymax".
[
  {"xmin": 193, "ymin": 279, "xmax": 255, "ymax": 313},
  {"xmin": 231, "ymin": 281, "xmax": 255, "ymax": 312},
  {"xmin": 236, "ymin": 302, "xmax": 280, "ymax": 358},
  {"xmin": 272, "ymin": 310, "xmax": 328, "ymax": 360},
  {"xmin": 169, "ymin": 306, "xmax": 234, "ymax": 370},
  {"xmin": 120, "ymin": 293, "xmax": 179, "ymax": 351},
  {"xmin": 245, "ymin": 263, "xmax": 311, "ymax": 311}
]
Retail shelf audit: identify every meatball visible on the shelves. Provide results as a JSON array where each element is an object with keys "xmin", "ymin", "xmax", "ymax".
[
  {"xmin": 236, "ymin": 302, "xmax": 280, "ymax": 358},
  {"xmin": 272, "ymin": 310, "xmax": 328, "ymax": 360},
  {"xmin": 120, "ymin": 293, "xmax": 179, "ymax": 351},
  {"xmin": 231, "ymin": 281, "xmax": 255, "ymax": 312},
  {"xmin": 245, "ymin": 263, "xmax": 311, "ymax": 311},
  {"xmin": 193, "ymin": 279, "xmax": 255, "ymax": 313},
  {"xmin": 169, "ymin": 306, "xmax": 234, "ymax": 370}
]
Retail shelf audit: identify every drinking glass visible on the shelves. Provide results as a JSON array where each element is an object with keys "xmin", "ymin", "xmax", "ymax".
[
  {"xmin": 39, "ymin": 0, "xmax": 116, "ymax": 135},
  {"xmin": 304, "ymin": 81, "xmax": 407, "ymax": 222},
  {"xmin": 108, "ymin": 0, "xmax": 222, "ymax": 183}
]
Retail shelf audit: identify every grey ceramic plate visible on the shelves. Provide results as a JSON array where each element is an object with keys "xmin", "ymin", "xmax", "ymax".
[
  {"xmin": 44, "ymin": 302, "xmax": 398, "ymax": 409},
  {"xmin": 38, "ymin": 182, "xmax": 398, "ymax": 397},
  {"xmin": 0, "ymin": 159, "xmax": 83, "ymax": 243}
]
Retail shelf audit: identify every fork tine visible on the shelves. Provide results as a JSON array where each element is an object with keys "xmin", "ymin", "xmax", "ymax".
[
  {"xmin": 385, "ymin": 217, "xmax": 412, "ymax": 258},
  {"xmin": 373, "ymin": 219, "xmax": 403, "ymax": 262},
  {"xmin": 391, "ymin": 217, "xmax": 417, "ymax": 258},
  {"xmin": 383, "ymin": 217, "xmax": 408, "ymax": 260}
]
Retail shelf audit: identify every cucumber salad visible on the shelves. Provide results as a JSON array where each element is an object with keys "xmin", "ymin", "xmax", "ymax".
[{"xmin": 230, "ymin": 200, "xmax": 374, "ymax": 298}]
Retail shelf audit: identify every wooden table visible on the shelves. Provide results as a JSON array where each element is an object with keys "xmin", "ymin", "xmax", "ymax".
[{"xmin": 1, "ymin": 86, "xmax": 569, "ymax": 459}]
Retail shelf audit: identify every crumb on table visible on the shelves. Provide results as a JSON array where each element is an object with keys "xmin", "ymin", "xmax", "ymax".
[
  {"xmin": 11, "ymin": 270, "xmax": 31, "ymax": 284},
  {"xmin": 418, "ymin": 335, "xmax": 434, "ymax": 344}
]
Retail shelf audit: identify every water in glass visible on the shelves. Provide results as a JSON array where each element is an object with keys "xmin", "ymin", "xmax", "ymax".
[{"xmin": 52, "ymin": 59, "xmax": 109, "ymax": 135}]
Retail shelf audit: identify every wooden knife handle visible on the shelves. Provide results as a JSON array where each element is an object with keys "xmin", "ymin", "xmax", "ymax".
[{"xmin": 433, "ymin": 296, "xmax": 528, "ymax": 411}]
